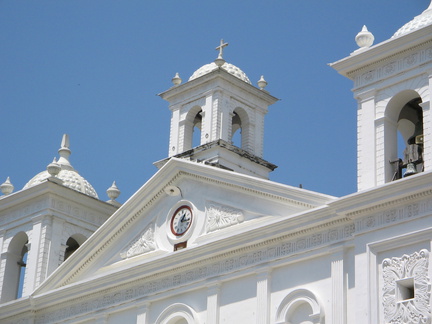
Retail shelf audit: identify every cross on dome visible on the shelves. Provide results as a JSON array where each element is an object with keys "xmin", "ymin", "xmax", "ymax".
[{"xmin": 216, "ymin": 39, "xmax": 228, "ymax": 59}]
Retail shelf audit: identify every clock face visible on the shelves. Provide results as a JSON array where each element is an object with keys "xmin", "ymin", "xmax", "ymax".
[{"xmin": 170, "ymin": 206, "xmax": 193, "ymax": 236}]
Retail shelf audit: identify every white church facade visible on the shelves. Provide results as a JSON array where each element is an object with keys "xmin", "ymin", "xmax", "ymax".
[{"xmin": 1, "ymin": 3, "xmax": 432, "ymax": 324}]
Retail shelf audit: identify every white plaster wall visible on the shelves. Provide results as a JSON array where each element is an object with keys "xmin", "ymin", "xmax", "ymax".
[
  {"xmin": 108, "ymin": 308, "xmax": 137, "ymax": 324},
  {"xmin": 219, "ymin": 275, "xmax": 257, "ymax": 323}
]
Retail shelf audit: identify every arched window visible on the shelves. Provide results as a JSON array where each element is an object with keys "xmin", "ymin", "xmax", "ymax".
[
  {"xmin": 64, "ymin": 233, "xmax": 87, "ymax": 261},
  {"xmin": 1, "ymin": 232, "xmax": 29, "ymax": 302},
  {"xmin": 275, "ymin": 289, "xmax": 324, "ymax": 324},
  {"xmin": 155, "ymin": 303, "xmax": 199, "ymax": 324}
]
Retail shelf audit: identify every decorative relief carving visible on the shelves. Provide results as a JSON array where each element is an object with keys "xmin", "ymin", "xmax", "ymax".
[
  {"xmin": 353, "ymin": 199, "xmax": 429, "ymax": 234},
  {"xmin": 50, "ymin": 198, "xmax": 107, "ymax": 225},
  {"xmin": 206, "ymin": 203, "xmax": 244, "ymax": 233},
  {"xmin": 352, "ymin": 46, "xmax": 432, "ymax": 88},
  {"xmin": 363, "ymin": 71, "xmax": 375, "ymax": 82},
  {"xmin": 120, "ymin": 225, "xmax": 156, "ymax": 259},
  {"xmin": 384, "ymin": 62, "xmax": 396, "ymax": 75},
  {"xmin": 382, "ymin": 249, "xmax": 431, "ymax": 324},
  {"xmin": 405, "ymin": 53, "xmax": 418, "ymax": 66}
]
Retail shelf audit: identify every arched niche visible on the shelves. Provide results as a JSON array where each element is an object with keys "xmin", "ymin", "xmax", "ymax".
[
  {"xmin": 183, "ymin": 105, "xmax": 203, "ymax": 151},
  {"xmin": 64, "ymin": 233, "xmax": 87, "ymax": 261},
  {"xmin": 231, "ymin": 107, "xmax": 251, "ymax": 153},
  {"xmin": 1, "ymin": 231, "xmax": 28, "ymax": 302},
  {"xmin": 155, "ymin": 303, "xmax": 199, "ymax": 324},
  {"xmin": 384, "ymin": 90, "xmax": 424, "ymax": 180},
  {"xmin": 275, "ymin": 289, "xmax": 324, "ymax": 324}
]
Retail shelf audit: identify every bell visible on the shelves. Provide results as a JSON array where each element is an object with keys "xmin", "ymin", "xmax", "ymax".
[{"xmin": 404, "ymin": 162, "xmax": 418, "ymax": 177}]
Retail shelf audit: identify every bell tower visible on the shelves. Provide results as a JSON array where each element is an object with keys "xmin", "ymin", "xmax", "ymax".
[
  {"xmin": 331, "ymin": 3, "xmax": 432, "ymax": 191},
  {"xmin": 156, "ymin": 40, "xmax": 278, "ymax": 179}
]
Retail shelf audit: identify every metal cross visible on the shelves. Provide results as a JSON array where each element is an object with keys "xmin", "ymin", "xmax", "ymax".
[{"xmin": 216, "ymin": 39, "xmax": 228, "ymax": 58}]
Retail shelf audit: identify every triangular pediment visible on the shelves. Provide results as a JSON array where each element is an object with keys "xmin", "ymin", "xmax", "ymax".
[{"xmin": 34, "ymin": 158, "xmax": 335, "ymax": 296}]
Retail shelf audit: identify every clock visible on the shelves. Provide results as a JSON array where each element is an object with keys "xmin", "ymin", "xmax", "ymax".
[{"xmin": 170, "ymin": 206, "xmax": 193, "ymax": 236}]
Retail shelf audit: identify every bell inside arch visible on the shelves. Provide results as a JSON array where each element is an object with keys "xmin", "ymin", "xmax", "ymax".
[{"xmin": 404, "ymin": 162, "xmax": 418, "ymax": 177}]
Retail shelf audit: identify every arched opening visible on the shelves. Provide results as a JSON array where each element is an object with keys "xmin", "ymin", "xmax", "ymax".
[
  {"xmin": 192, "ymin": 109, "xmax": 203, "ymax": 148},
  {"xmin": 275, "ymin": 289, "xmax": 323, "ymax": 324},
  {"xmin": 155, "ymin": 303, "xmax": 198, "ymax": 324},
  {"xmin": 64, "ymin": 233, "xmax": 87, "ymax": 261},
  {"xmin": 286, "ymin": 302, "xmax": 314, "ymax": 324},
  {"xmin": 231, "ymin": 108, "xmax": 250, "ymax": 152},
  {"xmin": 1, "ymin": 232, "xmax": 28, "ymax": 302},
  {"xmin": 388, "ymin": 94, "xmax": 424, "ymax": 180},
  {"xmin": 231, "ymin": 111, "xmax": 242, "ymax": 147},
  {"xmin": 183, "ymin": 106, "xmax": 203, "ymax": 151},
  {"xmin": 16, "ymin": 245, "xmax": 28, "ymax": 299}
]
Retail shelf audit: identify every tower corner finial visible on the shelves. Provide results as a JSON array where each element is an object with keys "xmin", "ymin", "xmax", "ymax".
[
  {"xmin": 0, "ymin": 177, "xmax": 14, "ymax": 196},
  {"xmin": 355, "ymin": 25, "xmax": 374, "ymax": 50},
  {"xmin": 1, "ymin": 177, "xmax": 14, "ymax": 196},
  {"xmin": 257, "ymin": 75, "xmax": 268, "ymax": 90},
  {"xmin": 107, "ymin": 181, "xmax": 121, "ymax": 207},
  {"xmin": 172, "ymin": 72, "xmax": 182, "ymax": 86}
]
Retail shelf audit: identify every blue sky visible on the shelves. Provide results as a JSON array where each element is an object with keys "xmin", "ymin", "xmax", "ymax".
[{"xmin": 0, "ymin": 1, "xmax": 428, "ymax": 202}]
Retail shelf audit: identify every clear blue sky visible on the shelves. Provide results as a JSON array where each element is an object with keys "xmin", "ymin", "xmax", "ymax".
[{"xmin": 0, "ymin": 1, "xmax": 428, "ymax": 202}]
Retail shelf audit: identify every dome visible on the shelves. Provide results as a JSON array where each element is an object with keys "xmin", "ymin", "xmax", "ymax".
[
  {"xmin": 23, "ymin": 135, "xmax": 99, "ymax": 198},
  {"xmin": 189, "ymin": 62, "xmax": 251, "ymax": 84},
  {"xmin": 393, "ymin": 3, "xmax": 432, "ymax": 38},
  {"xmin": 24, "ymin": 169, "xmax": 98, "ymax": 198}
]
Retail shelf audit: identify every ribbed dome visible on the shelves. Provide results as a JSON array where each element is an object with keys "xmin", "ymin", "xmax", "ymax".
[
  {"xmin": 24, "ymin": 135, "xmax": 99, "ymax": 198},
  {"xmin": 189, "ymin": 62, "xmax": 251, "ymax": 84},
  {"xmin": 393, "ymin": 3, "xmax": 432, "ymax": 38},
  {"xmin": 25, "ymin": 169, "xmax": 98, "ymax": 198}
]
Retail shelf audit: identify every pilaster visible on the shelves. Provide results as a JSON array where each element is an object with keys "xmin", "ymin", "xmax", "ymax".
[
  {"xmin": 356, "ymin": 89, "xmax": 377, "ymax": 191},
  {"xmin": 136, "ymin": 302, "xmax": 150, "ymax": 324},
  {"xmin": 331, "ymin": 248, "xmax": 346, "ymax": 324},
  {"xmin": 24, "ymin": 215, "xmax": 45, "ymax": 295},
  {"xmin": 206, "ymin": 283, "xmax": 220, "ymax": 324},
  {"xmin": 256, "ymin": 267, "xmax": 271, "ymax": 324},
  {"xmin": 422, "ymin": 99, "xmax": 431, "ymax": 172},
  {"xmin": 94, "ymin": 314, "xmax": 108, "ymax": 324}
]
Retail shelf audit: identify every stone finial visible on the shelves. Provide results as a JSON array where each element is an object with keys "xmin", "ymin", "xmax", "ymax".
[
  {"xmin": 355, "ymin": 25, "xmax": 374, "ymax": 49},
  {"xmin": 58, "ymin": 134, "xmax": 72, "ymax": 167},
  {"xmin": 1, "ymin": 177, "xmax": 14, "ymax": 195},
  {"xmin": 257, "ymin": 75, "xmax": 268, "ymax": 90},
  {"xmin": 47, "ymin": 157, "xmax": 61, "ymax": 177},
  {"xmin": 107, "ymin": 181, "xmax": 121, "ymax": 207},
  {"xmin": 215, "ymin": 39, "xmax": 228, "ymax": 67},
  {"xmin": 172, "ymin": 73, "xmax": 182, "ymax": 86}
]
